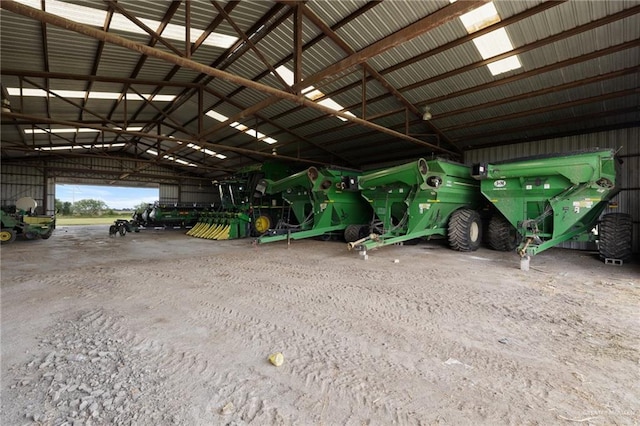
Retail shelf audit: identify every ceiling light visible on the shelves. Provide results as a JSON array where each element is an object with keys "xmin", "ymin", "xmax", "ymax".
[{"xmin": 422, "ymin": 106, "xmax": 432, "ymax": 121}]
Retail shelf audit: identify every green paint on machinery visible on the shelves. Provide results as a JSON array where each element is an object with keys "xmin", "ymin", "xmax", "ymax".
[
  {"xmin": 348, "ymin": 158, "xmax": 484, "ymax": 255},
  {"xmin": 187, "ymin": 211, "xmax": 251, "ymax": 240},
  {"xmin": 471, "ymin": 148, "xmax": 631, "ymax": 267},
  {"xmin": 134, "ymin": 202, "xmax": 209, "ymax": 228},
  {"xmin": 188, "ymin": 161, "xmax": 292, "ymax": 240},
  {"xmin": 254, "ymin": 166, "xmax": 373, "ymax": 244},
  {"xmin": 1, "ymin": 197, "xmax": 55, "ymax": 244}
]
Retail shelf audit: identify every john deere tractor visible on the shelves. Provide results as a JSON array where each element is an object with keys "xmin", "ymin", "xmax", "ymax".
[{"xmin": 1, "ymin": 197, "xmax": 55, "ymax": 244}]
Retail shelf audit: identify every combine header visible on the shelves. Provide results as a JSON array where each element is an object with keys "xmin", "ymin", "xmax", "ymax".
[
  {"xmin": 133, "ymin": 202, "xmax": 209, "ymax": 229},
  {"xmin": 188, "ymin": 161, "xmax": 291, "ymax": 240},
  {"xmin": 471, "ymin": 148, "xmax": 631, "ymax": 269},
  {"xmin": 348, "ymin": 158, "xmax": 483, "ymax": 257},
  {"xmin": 254, "ymin": 166, "xmax": 372, "ymax": 244}
]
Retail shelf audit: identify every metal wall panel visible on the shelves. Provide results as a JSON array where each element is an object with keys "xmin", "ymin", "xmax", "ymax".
[
  {"xmin": 159, "ymin": 184, "xmax": 179, "ymax": 204},
  {"xmin": 463, "ymin": 128, "xmax": 640, "ymax": 253},
  {"xmin": 0, "ymin": 164, "xmax": 48, "ymax": 212}
]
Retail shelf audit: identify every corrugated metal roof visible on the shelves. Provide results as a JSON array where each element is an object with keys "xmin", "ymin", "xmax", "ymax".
[{"xmin": 1, "ymin": 0, "xmax": 638, "ymax": 179}]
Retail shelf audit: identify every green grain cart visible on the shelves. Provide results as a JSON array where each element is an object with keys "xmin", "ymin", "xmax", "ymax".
[
  {"xmin": 471, "ymin": 148, "xmax": 631, "ymax": 269},
  {"xmin": 348, "ymin": 158, "xmax": 484, "ymax": 257},
  {"xmin": 254, "ymin": 166, "xmax": 372, "ymax": 243}
]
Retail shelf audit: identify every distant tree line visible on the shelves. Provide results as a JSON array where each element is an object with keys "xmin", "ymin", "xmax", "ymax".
[
  {"xmin": 55, "ymin": 199, "xmax": 151, "ymax": 216},
  {"xmin": 54, "ymin": 199, "xmax": 123, "ymax": 216}
]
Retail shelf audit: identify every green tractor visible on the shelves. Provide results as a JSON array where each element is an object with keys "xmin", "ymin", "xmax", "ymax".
[{"xmin": 1, "ymin": 197, "xmax": 56, "ymax": 244}]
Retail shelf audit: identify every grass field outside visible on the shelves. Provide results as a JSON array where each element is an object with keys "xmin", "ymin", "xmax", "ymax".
[{"xmin": 56, "ymin": 215, "xmax": 133, "ymax": 226}]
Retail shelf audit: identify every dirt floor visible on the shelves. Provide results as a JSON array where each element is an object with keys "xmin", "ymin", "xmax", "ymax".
[{"xmin": 1, "ymin": 225, "xmax": 639, "ymax": 425}]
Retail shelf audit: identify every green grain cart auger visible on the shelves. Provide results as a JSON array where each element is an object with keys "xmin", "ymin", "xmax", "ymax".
[
  {"xmin": 471, "ymin": 148, "xmax": 630, "ymax": 270},
  {"xmin": 347, "ymin": 158, "xmax": 484, "ymax": 258},
  {"xmin": 254, "ymin": 166, "xmax": 372, "ymax": 244}
]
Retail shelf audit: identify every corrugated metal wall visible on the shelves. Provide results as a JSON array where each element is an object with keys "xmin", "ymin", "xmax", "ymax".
[
  {"xmin": 0, "ymin": 164, "xmax": 55, "ymax": 214},
  {"xmin": 464, "ymin": 127, "xmax": 640, "ymax": 253},
  {"xmin": 158, "ymin": 183, "xmax": 216, "ymax": 205}
]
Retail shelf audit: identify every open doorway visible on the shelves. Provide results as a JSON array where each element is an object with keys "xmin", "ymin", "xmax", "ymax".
[{"xmin": 55, "ymin": 183, "xmax": 158, "ymax": 225}]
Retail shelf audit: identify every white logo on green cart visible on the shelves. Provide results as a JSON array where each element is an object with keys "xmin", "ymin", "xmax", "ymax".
[{"xmin": 493, "ymin": 180, "xmax": 506, "ymax": 188}]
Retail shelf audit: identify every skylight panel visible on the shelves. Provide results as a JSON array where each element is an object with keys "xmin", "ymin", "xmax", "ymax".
[
  {"xmin": 25, "ymin": 128, "xmax": 100, "ymax": 134},
  {"xmin": 14, "ymin": 0, "xmax": 237, "ymax": 49},
  {"xmin": 274, "ymin": 65, "xmax": 354, "ymax": 121},
  {"xmin": 35, "ymin": 146, "xmax": 84, "ymax": 151},
  {"xmin": 459, "ymin": 2, "xmax": 500, "ymax": 33},
  {"xmin": 472, "ymin": 28, "xmax": 514, "ymax": 59},
  {"xmin": 207, "ymin": 111, "xmax": 277, "ymax": 145},
  {"xmin": 230, "ymin": 122, "xmax": 249, "ymax": 131},
  {"xmin": 205, "ymin": 110, "xmax": 229, "ymax": 121},
  {"xmin": 275, "ymin": 65, "xmax": 295, "ymax": 86},
  {"xmin": 487, "ymin": 56, "xmax": 522, "ymax": 76},
  {"xmin": 8, "ymin": 88, "xmax": 175, "ymax": 101},
  {"xmin": 34, "ymin": 143, "xmax": 126, "ymax": 151},
  {"xmin": 451, "ymin": 1, "xmax": 522, "ymax": 76}
]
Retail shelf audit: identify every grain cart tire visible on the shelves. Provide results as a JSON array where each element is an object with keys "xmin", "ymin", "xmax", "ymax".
[
  {"xmin": 487, "ymin": 214, "xmax": 520, "ymax": 251},
  {"xmin": 598, "ymin": 213, "xmax": 632, "ymax": 261},
  {"xmin": 344, "ymin": 225, "xmax": 362, "ymax": 243},
  {"xmin": 344, "ymin": 224, "xmax": 371, "ymax": 243},
  {"xmin": 0, "ymin": 228, "xmax": 17, "ymax": 244},
  {"xmin": 253, "ymin": 214, "xmax": 272, "ymax": 236},
  {"xmin": 448, "ymin": 209, "xmax": 482, "ymax": 252}
]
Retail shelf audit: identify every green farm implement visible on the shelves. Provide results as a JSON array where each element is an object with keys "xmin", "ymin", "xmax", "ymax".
[
  {"xmin": 471, "ymin": 148, "xmax": 630, "ymax": 269},
  {"xmin": 254, "ymin": 166, "xmax": 372, "ymax": 244},
  {"xmin": 1, "ymin": 197, "xmax": 55, "ymax": 244},
  {"xmin": 188, "ymin": 161, "xmax": 291, "ymax": 240},
  {"xmin": 133, "ymin": 202, "xmax": 208, "ymax": 229},
  {"xmin": 348, "ymin": 158, "xmax": 483, "ymax": 257}
]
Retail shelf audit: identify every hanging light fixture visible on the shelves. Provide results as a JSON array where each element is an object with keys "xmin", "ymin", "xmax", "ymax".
[{"xmin": 422, "ymin": 106, "xmax": 432, "ymax": 121}]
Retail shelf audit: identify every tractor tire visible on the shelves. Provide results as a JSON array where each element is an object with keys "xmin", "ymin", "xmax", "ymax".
[
  {"xmin": 118, "ymin": 225, "xmax": 127, "ymax": 236},
  {"xmin": 24, "ymin": 231, "xmax": 38, "ymax": 240},
  {"xmin": 344, "ymin": 224, "xmax": 370, "ymax": 243},
  {"xmin": 109, "ymin": 225, "xmax": 118, "ymax": 236},
  {"xmin": 0, "ymin": 228, "xmax": 17, "ymax": 244},
  {"xmin": 41, "ymin": 231, "xmax": 52, "ymax": 240},
  {"xmin": 487, "ymin": 214, "xmax": 520, "ymax": 251},
  {"xmin": 253, "ymin": 214, "xmax": 272, "ymax": 236},
  {"xmin": 598, "ymin": 213, "xmax": 632, "ymax": 261},
  {"xmin": 344, "ymin": 225, "xmax": 361, "ymax": 243},
  {"xmin": 448, "ymin": 209, "xmax": 482, "ymax": 252}
]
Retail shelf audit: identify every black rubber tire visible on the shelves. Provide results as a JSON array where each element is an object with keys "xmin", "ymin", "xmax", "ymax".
[
  {"xmin": 598, "ymin": 213, "xmax": 632, "ymax": 261},
  {"xmin": 448, "ymin": 209, "xmax": 482, "ymax": 252},
  {"xmin": 119, "ymin": 225, "xmax": 127, "ymax": 236},
  {"xmin": 109, "ymin": 225, "xmax": 117, "ymax": 236},
  {"xmin": 0, "ymin": 228, "xmax": 17, "ymax": 244},
  {"xmin": 344, "ymin": 225, "xmax": 362, "ymax": 243},
  {"xmin": 41, "ymin": 231, "xmax": 52, "ymax": 240},
  {"xmin": 486, "ymin": 214, "xmax": 520, "ymax": 251},
  {"xmin": 24, "ymin": 231, "xmax": 38, "ymax": 240}
]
